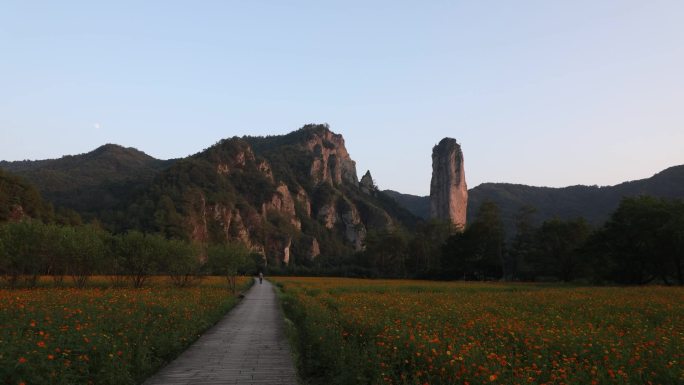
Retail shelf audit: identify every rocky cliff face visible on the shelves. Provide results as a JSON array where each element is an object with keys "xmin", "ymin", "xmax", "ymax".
[
  {"xmin": 136, "ymin": 124, "xmax": 414, "ymax": 266},
  {"xmin": 305, "ymin": 129, "xmax": 358, "ymax": 186},
  {"xmin": 430, "ymin": 138, "xmax": 468, "ymax": 229}
]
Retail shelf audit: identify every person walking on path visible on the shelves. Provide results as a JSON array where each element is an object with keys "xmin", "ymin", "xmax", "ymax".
[{"xmin": 259, "ymin": 271, "xmax": 263, "ymax": 284}]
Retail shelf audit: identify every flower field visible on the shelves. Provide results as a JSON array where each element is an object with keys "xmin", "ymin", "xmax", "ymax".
[
  {"xmin": 0, "ymin": 277, "xmax": 252, "ymax": 385},
  {"xmin": 275, "ymin": 278, "xmax": 684, "ymax": 385}
]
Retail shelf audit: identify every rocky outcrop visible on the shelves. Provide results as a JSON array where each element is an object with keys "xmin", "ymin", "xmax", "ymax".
[
  {"xmin": 341, "ymin": 205, "xmax": 366, "ymax": 250},
  {"xmin": 216, "ymin": 146, "xmax": 255, "ymax": 175},
  {"xmin": 257, "ymin": 160, "xmax": 274, "ymax": 181},
  {"xmin": 305, "ymin": 128, "xmax": 358, "ymax": 186},
  {"xmin": 282, "ymin": 238, "xmax": 292, "ymax": 265},
  {"xmin": 317, "ymin": 204, "xmax": 337, "ymax": 230},
  {"xmin": 262, "ymin": 183, "xmax": 301, "ymax": 229},
  {"xmin": 430, "ymin": 138, "xmax": 468, "ymax": 229},
  {"xmin": 188, "ymin": 194, "xmax": 209, "ymax": 243},
  {"xmin": 188, "ymin": 195, "xmax": 254, "ymax": 248},
  {"xmin": 295, "ymin": 187, "xmax": 312, "ymax": 217},
  {"xmin": 315, "ymin": 199, "xmax": 366, "ymax": 250},
  {"xmin": 360, "ymin": 170, "xmax": 376, "ymax": 194},
  {"xmin": 306, "ymin": 237, "xmax": 321, "ymax": 259}
]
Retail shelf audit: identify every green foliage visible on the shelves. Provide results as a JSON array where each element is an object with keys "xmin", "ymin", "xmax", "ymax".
[
  {"xmin": 207, "ymin": 242, "xmax": 251, "ymax": 293},
  {"xmin": 0, "ymin": 221, "xmax": 47, "ymax": 287},
  {"xmin": 588, "ymin": 196, "xmax": 684, "ymax": 285},
  {"xmin": 507, "ymin": 206, "xmax": 537, "ymax": 280},
  {"xmin": 162, "ymin": 240, "xmax": 202, "ymax": 287},
  {"xmin": 526, "ymin": 218, "xmax": 591, "ymax": 282},
  {"xmin": 406, "ymin": 220, "xmax": 453, "ymax": 277},
  {"xmin": 363, "ymin": 229, "xmax": 411, "ymax": 277},
  {"xmin": 442, "ymin": 201, "xmax": 505, "ymax": 280},
  {"xmin": 60, "ymin": 225, "xmax": 108, "ymax": 288},
  {"xmin": 115, "ymin": 231, "xmax": 166, "ymax": 288}
]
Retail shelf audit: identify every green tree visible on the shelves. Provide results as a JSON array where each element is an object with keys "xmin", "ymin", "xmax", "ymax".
[
  {"xmin": 154, "ymin": 195, "xmax": 186, "ymax": 240},
  {"xmin": 441, "ymin": 202, "xmax": 505, "ymax": 280},
  {"xmin": 118, "ymin": 231, "xmax": 164, "ymax": 288},
  {"xmin": 42, "ymin": 223, "xmax": 66, "ymax": 284},
  {"xmin": 363, "ymin": 229, "xmax": 410, "ymax": 277},
  {"xmin": 163, "ymin": 240, "xmax": 202, "ymax": 287},
  {"xmin": 662, "ymin": 200, "xmax": 684, "ymax": 285},
  {"xmin": 469, "ymin": 201, "xmax": 505, "ymax": 279},
  {"xmin": 440, "ymin": 230, "xmax": 469, "ymax": 280},
  {"xmin": 589, "ymin": 196, "xmax": 684, "ymax": 285},
  {"xmin": 0, "ymin": 221, "xmax": 52, "ymax": 287},
  {"xmin": 507, "ymin": 206, "xmax": 537, "ymax": 280},
  {"xmin": 207, "ymin": 242, "xmax": 250, "ymax": 294},
  {"xmin": 408, "ymin": 220, "xmax": 453, "ymax": 278},
  {"xmin": 61, "ymin": 225, "xmax": 107, "ymax": 288},
  {"xmin": 528, "ymin": 218, "xmax": 590, "ymax": 282}
]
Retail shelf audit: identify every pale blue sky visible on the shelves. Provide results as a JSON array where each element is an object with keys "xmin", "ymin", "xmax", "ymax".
[{"xmin": 2, "ymin": 1, "xmax": 683, "ymax": 195}]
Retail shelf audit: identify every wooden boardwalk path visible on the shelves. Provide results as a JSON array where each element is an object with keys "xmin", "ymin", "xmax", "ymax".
[{"xmin": 144, "ymin": 279, "xmax": 298, "ymax": 385}]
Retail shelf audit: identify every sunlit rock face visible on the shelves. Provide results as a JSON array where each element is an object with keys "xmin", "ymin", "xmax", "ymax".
[
  {"xmin": 305, "ymin": 129, "xmax": 358, "ymax": 186},
  {"xmin": 430, "ymin": 138, "xmax": 467, "ymax": 229}
]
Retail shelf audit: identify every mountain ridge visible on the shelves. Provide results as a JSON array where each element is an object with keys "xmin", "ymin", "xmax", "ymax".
[
  {"xmin": 385, "ymin": 164, "xmax": 684, "ymax": 235},
  {"xmin": 3, "ymin": 129, "xmax": 683, "ymax": 258},
  {"xmin": 0, "ymin": 144, "xmax": 176, "ymax": 217},
  {"xmin": 0, "ymin": 125, "xmax": 418, "ymax": 264}
]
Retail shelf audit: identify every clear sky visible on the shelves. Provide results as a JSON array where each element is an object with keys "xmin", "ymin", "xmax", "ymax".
[{"xmin": 2, "ymin": 1, "xmax": 683, "ymax": 195}]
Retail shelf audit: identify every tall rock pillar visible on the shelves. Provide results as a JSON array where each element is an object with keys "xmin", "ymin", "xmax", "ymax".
[{"xmin": 430, "ymin": 138, "xmax": 468, "ymax": 229}]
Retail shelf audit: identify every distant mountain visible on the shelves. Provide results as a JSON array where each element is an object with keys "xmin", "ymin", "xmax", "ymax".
[
  {"xmin": 386, "ymin": 165, "xmax": 684, "ymax": 235},
  {"xmin": 0, "ymin": 144, "xmax": 175, "ymax": 218},
  {"xmin": 383, "ymin": 190, "xmax": 430, "ymax": 220}
]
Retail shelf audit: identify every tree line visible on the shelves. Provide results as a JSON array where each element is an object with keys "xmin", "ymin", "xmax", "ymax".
[
  {"xmin": 0, "ymin": 221, "xmax": 263, "ymax": 291},
  {"xmin": 300, "ymin": 195, "xmax": 683, "ymax": 285},
  {"xmin": 3, "ymin": 195, "xmax": 682, "ymax": 286}
]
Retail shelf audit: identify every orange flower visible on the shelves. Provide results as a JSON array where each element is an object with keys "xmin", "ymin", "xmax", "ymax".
[{"xmin": 18, "ymin": 357, "xmax": 27, "ymax": 364}]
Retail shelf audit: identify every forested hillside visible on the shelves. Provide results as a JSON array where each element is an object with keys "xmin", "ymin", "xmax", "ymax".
[{"xmin": 0, "ymin": 144, "xmax": 175, "ymax": 218}]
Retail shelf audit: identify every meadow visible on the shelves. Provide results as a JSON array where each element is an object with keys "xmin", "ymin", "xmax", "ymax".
[
  {"xmin": 0, "ymin": 276, "xmax": 252, "ymax": 385},
  {"xmin": 274, "ymin": 278, "xmax": 683, "ymax": 385}
]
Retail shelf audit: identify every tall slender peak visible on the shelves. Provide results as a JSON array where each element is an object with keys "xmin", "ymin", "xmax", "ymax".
[
  {"xmin": 360, "ymin": 170, "xmax": 376, "ymax": 194},
  {"xmin": 430, "ymin": 138, "xmax": 468, "ymax": 229}
]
